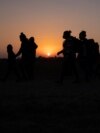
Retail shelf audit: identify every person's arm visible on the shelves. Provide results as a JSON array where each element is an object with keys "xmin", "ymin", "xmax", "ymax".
[
  {"xmin": 57, "ymin": 50, "xmax": 64, "ymax": 55},
  {"xmin": 16, "ymin": 47, "xmax": 22, "ymax": 57}
]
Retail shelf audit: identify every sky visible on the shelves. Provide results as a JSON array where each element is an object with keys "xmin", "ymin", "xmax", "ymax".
[{"xmin": 0, "ymin": 0, "xmax": 100, "ymax": 58}]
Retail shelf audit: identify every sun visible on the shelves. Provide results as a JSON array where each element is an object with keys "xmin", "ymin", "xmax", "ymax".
[{"xmin": 47, "ymin": 52, "xmax": 51, "ymax": 57}]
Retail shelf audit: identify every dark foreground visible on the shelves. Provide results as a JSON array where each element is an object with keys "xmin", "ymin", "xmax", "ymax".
[{"xmin": 0, "ymin": 58, "xmax": 100, "ymax": 132}]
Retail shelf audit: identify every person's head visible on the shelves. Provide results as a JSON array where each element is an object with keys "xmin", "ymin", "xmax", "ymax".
[
  {"xmin": 29, "ymin": 37, "xmax": 35, "ymax": 43},
  {"xmin": 19, "ymin": 32, "xmax": 27, "ymax": 42},
  {"xmin": 63, "ymin": 30, "xmax": 72, "ymax": 39},
  {"xmin": 7, "ymin": 44, "xmax": 13, "ymax": 53},
  {"xmin": 79, "ymin": 31, "xmax": 86, "ymax": 40}
]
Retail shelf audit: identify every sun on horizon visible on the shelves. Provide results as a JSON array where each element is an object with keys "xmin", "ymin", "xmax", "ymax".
[{"xmin": 47, "ymin": 52, "xmax": 51, "ymax": 57}]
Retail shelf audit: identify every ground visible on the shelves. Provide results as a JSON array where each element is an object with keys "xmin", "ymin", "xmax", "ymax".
[{"xmin": 0, "ymin": 58, "xmax": 100, "ymax": 132}]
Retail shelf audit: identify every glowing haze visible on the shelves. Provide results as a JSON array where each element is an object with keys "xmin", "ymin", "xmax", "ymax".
[{"xmin": 0, "ymin": 0, "xmax": 100, "ymax": 58}]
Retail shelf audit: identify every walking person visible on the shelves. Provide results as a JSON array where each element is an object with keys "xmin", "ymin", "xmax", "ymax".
[
  {"xmin": 3, "ymin": 44, "xmax": 20, "ymax": 81},
  {"xmin": 16, "ymin": 32, "xmax": 29, "ymax": 81},
  {"xmin": 57, "ymin": 30, "xmax": 79, "ymax": 84},
  {"xmin": 28, "ymin": 36, "xmax": 38, "ymax": 80},
  {"xmin": 77, "ymin": 31, "xmax": 93, "ymax": 81}
]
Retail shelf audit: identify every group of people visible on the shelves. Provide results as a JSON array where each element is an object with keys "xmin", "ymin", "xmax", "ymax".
[
  {"xmin": 2, "ymin": 30, "xmax": 100, "ymax": 83},
  {"xmin": 3, "ymin": 32, "xmax": 38, "ymax": 81},
  {"xmin": 57, "ymin": 30, "xmax": 99, "ymax": 83}
]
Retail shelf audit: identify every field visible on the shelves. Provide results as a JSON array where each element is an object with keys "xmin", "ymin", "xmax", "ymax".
[{"xmin": 0, "ymin": 58, "xmax": 100, "ymax": 132}]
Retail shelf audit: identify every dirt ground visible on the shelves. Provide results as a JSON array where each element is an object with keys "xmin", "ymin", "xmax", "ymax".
[{"xmin": 0, "ymin": 58, "xmax": 100, "ymax": 132}]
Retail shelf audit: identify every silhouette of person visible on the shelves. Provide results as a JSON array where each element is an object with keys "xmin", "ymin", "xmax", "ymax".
[
  {"xmin": 16, "ymin": 32, "xmax": 29, "ymax": 80},
  {"xmin": 3, "ymin": 44, "xmax": 20, "ymax": 81},
  {"xmin": 77, "ymin": 30, "xmax": 92, "ymax": 81},
  {"xmin": 29, "ymin": 37, "xmax": 38, "ymax": 59},
  {"xmin": 57, "ymin": 30, "xmax": 79, "ymax": 83},
  {"xmin": 93, "ymin": 42, "xmax": 100, "ymax": 77},
  {"xmin": 28, "ymin": 36, "xmax": 38, "ymax": 80},
  {"xmin": 87, "ymin": 39, "xmax": 99, "ymax": 78}
]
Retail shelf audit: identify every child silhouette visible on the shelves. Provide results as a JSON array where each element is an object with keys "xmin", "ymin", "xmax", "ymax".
[{"xmin": 3, "ymin": 44, "xmax": 20, "ymax": 81}]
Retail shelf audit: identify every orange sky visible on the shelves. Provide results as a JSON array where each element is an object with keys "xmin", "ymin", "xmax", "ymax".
[{"xmin": 0, "ymin": 0, "xmax": 100, "ymax": 58}]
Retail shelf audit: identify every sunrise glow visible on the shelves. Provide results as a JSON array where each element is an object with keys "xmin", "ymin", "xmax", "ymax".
[
  {"xmin": 36, "ymin": 39, "xmax": 62, "ymax": 57},
  {"xmin": 47, "ymin": 52, "xmax": 51, "ymax": 57},
  {"xmin": 0, "ymin": 0, "xmax": 100, "ymax": 58}
]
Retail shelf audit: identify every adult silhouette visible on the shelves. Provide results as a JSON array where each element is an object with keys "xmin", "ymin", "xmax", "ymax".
[
  {"xmin": 29, "ymin": 37, "xmax": 38, "ymax": 59},
  {"xmin": 57, "ymin": 30, "xmax": 79, "ymax": 84},
  {"xmin": 77, "ymin": 30, "xmax": 93, "ymax": 81},
  {"xmin": 28, "ymin": 36, "xmax": 38, "ymax": 79},
  {"xmin": 16, "ymin": 32, "xmax": 29, "ymax": 80},
  {"xmin": 87, "ymin": 39, "xmax": 99, "ymax": 78}
]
